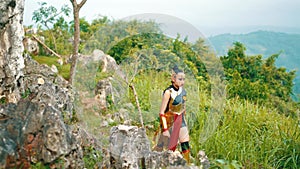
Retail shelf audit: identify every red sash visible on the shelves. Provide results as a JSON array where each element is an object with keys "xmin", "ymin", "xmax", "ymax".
[{"xmin": 168, "ymin": 113, "xmax": 182, "ymax": 151}]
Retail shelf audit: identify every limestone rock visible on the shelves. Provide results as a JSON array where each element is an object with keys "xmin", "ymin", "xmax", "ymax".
[
  {"xmin": 0, "ymin": 101, "xmax": 84, "ymax": 168},
  {"xmin": 198, "ymin": 150, "xmax": 210, "ymax": 169},
  {"xmin": 22, "ymin": 55, "xmax": 73, "ymax": 115},
  {"xmin": 51, "ymin": 64, "xmax": 58, "ymax": 73},
  {"xmin": 0, "ymin": 53, "xmax": 81, "ymax": 168},
  {"xmin": 23, "ymin": 37, "xmax": 39, "ymax": 55},
  {"xmin": 109, "ymin": 125, "xmax": 190, "ymax": 169},
  {"xmin": 95, "ymin": 78, "xmax": 114, "ymax": 109},
  {"xmin": 92, "ymin": 49, "xmax": 118, "ymax": 72},
  {"xmin": 0, "ymin": 0, "xmax": 25, "ymax": 103},
  {"xmin": 77, "ymin": 49, "xmax": 118, "ymax": 111}
]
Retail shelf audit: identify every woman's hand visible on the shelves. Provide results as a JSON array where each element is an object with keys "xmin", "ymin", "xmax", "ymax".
[{"xmin": 162, "ymin": 130, "xmax": 170, "ymax": 137}]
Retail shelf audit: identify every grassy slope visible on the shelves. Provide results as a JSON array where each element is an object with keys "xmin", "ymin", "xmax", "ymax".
[{"xmin": 32, "ymin": 56, "xmax": 300, "ymax": 168}]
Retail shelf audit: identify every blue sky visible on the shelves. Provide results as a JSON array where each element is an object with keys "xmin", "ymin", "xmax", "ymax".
[{"xmin": 24, "ymin": 0, "xmax": 300, "ymax": 36}]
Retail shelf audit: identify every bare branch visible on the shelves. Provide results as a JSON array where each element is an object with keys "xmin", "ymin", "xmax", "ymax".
[
  {"xmin": 78, "ymin": 0, "xmax": 87, "ymax": 8},
  {"xmin": 32, "ymin": 35, "xmax": 61, "ymax": 58},
  {"xmin": 129, "ymin": 83, "xmax": 144, "ymax": 128},
  {"xmin": 69, "ymin": 0, "xmax": 77, "ymax": 8},
  {"xmin": 129, "ymin": 53, "xmax": 142, "ymax": 83}
]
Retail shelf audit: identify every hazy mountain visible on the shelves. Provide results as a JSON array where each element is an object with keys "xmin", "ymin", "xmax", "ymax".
[
  {"xmin": 201, "ymin": 25, "xmax": 300, "ymax": 37},
  {"xmin": 208, "ymin": 30, "xmax": 300, "ymax": 97}
]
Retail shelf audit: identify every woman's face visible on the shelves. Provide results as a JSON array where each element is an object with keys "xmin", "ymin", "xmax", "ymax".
[{"xmin": 173, "ymin": 72, "xmax": 185, "ymax": 88}]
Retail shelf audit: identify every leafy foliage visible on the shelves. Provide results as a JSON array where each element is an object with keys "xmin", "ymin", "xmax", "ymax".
[
  {"xmin": 31, "ymin": 2, "xmax": 71, "ymax": 55},
  {"xmin": 221, "ymin": 42, "xmax": 298, "ymax": 115},
  {"xmin": 209, "ymin": 30, "xmax": 300, "ymax": 98},
  {"xmin": 32, "ymin": 2, "xmax": 71, "ymax": 29},
  {"xmin": 83, "ymin": 19, "xmax": 161, "ymax": 54},
  {"xmin": 83, "ymin": 145, "xmax": 102, "ymax": 168},
  {"xmin": 107, "ymin": 33, "xmax": 209, "ymax": 83}
]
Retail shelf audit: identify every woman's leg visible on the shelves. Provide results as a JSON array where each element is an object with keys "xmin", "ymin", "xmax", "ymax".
[{"xmin": 179, "ymin": 126, "xmax": 190, "ymax": 164}]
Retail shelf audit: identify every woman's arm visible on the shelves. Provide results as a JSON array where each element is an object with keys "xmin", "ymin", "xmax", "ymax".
[
  {"xmin": 159, "ymin": 90, "xmax": 171, "ymax": 133},
  {"xmin": 159, "ymin": 90, "xmax": 171, "ymax": 115}
]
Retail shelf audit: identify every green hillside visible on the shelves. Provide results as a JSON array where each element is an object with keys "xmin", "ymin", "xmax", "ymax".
[
  {"xmin": 209, "ymin": 30, "xmax": 300, "ymax": 98},
  {"xmin": 24, "ymin": 11, "xmax": 300, "ymax": 167}
]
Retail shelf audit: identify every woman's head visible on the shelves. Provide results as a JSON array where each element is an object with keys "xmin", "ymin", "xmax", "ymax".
[{"xmin": 171, "ymin": 65, "xmax": 185, "ymax": 88}]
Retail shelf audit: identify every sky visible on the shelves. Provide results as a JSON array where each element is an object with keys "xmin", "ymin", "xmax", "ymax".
[{"xmin": 23, "ymin": 0, "xmax": 300, "ymax": 36}]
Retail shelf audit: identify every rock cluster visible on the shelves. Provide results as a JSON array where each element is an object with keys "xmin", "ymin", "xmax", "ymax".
[
  {"xmin": 108, "ymin": 125, "xmax": 188, "ymax": 169},
  {"xmin": 0, "ymin": 54, "xmax": 85, "ymax": 168}
]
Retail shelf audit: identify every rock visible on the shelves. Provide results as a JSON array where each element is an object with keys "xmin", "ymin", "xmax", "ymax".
[
  {"xmin": 109, "ymin": 125, "xmax": 189, "ymax": 169},
  {"xmin": 22, "ymin": 55, "xmax": 73, "ymax": 117},
  {"xmin": 110, "ymin": 125, "xmax": 150, "ymax": 169},
  {"xmin": 37, "ymin": 77, "xmax": 45, "ymax": 85},
  {"xmin": 23, "ymin": 37, "xmax": 39, "ymax": 55},
  {"xmin": 0, "ymin": 101, "xmax": 84, "ymax": 168},
  {"xmin": 0, "ymin": 0, "xmax": 25, "ymax": 103},
  {"xmin": 92, "ymin": 49, "xmax": 118, "ymax": 72},
  {"xmin": 95, "ymin": 78, "xmax": 114, "ymax": 109},
  {"xmin": 51, "ymin": 64, "xmax": 58, "ymax": 73},
  {"xmin": 101, "ymin": 120, "xmax": 109, "ymax": 127},
  {"xmin": 0, "ymin": 52, "xmax": 82, "ymax": 168},
  {"xmin": 57, "ymin": 58, "xmax": 64, "ymax": 66},
  {"xmin": 0, "ymin": 1, "xmax": 106, "ymax": 168},
  {"xmin": 118, "ymin": 108, "xmax": 130, "ymax": 121},
  {"xmin": 198, "ymin": 150, "xmax": 210, "ymax": 169}
]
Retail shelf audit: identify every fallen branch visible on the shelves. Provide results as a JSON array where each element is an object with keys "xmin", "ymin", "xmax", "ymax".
[
  {"xmin": 32, "ymin": 35, "xmax": 61, "ymax": 58},
  {"xmin": 129, "ymin": 83, "xmax": 144, "ymax": 128}
]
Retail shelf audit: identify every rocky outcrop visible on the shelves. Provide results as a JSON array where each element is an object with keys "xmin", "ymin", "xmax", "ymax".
[
  {"xmin": 108, "ymin": 125, "xmax": 188, "ymax": 169},
  {"xmin": 0, "ymin": 100, "xmax": 83, "ymax": 168},
  {"xmin": 95, "ymin": 78, "xmax": 114, "ymax": 110},
  {"xmin": 0, "ymin": 54, "xmax": 84, "ymax": 168},
  {"xmin": 0, "ymin": 0, "xmax": 25, "ymax": 103},
  {"xmin": 91, "ymin": 49, "xmax": 118, "ymax": 73},
  {"xmin": 76, "ymin": 49, "xmax": 117, "ymax": 111},
  {"xmin": 22, "ymin": 55, "xmax": 73, "ymax": 115},
  {"xmin": 108, "ymin": 125, "xmax": 212, "ymax": 169},
  {"xmin": 0, "ymin": 0, "xmax": 87, "ymax": 168}
]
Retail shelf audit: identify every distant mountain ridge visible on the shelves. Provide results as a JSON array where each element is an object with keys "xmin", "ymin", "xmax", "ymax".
[{"xmin": 208, "ymin": 30, "xmax": 300, "ymax": 97}]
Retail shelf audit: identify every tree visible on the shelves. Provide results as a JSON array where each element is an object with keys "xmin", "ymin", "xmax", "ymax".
[
  {"xmin": 221, "ymin": 42, "xmax": 297, "ymax": 115},
  {"xmin": 83, "ymin": 19, "xmax": 160, "ymax": 54},
  {"xmin": 69, "ymin": 0, "xmax": 87, "ymax": 85},
  {"xmin": 32, "ymin": 2, "xmax": 71, "ymax": 55}
]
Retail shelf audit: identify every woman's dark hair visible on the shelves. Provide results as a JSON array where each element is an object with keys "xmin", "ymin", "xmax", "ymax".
[
  {"xmin": 172, "ymin": 65, "xmax": 183, "ymax": 74},
  {"xmin": 171, "ymin": 65, "xmax": 184, "ymax": 83}
]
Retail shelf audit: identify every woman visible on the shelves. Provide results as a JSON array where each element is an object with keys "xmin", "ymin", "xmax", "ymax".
[{"xmin": 153, "ymin": 65, "xmax": 190, "ymax": 163}]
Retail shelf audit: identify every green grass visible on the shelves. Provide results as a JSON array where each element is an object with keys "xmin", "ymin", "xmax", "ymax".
[
  {"xmin": 190, "ymin": 98, "xmax": 300, "ymax": 168},
  {"xmin": 32, "ymin": 55, "xmax": 70, "ymax": 80}
]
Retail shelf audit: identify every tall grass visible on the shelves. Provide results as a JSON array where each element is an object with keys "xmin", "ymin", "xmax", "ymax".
[
  {"xmin": 190, "ymin": 98, "xmax": 300, "ymax": 168},
  {"xmin": 133, "ymin": 70, "xmax": 300, "ymax": 168}
]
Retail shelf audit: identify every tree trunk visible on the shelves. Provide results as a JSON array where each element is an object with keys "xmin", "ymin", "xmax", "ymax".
[
  {"xmin": 69, "ymin": 0, "xmax": 87, "ymax": 85},
  {"xmin": 69, "ymin": 8, "xmax": 79, "ymax": 84}
]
